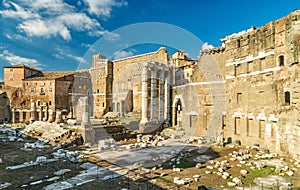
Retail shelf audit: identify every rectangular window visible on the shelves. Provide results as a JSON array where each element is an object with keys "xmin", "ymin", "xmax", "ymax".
[
  {"xmin": 37, "ymin": 100, "xmax": 40, "ymax": 106},
  {"xmin": 237, "ymin": 93, "xmax": 242, "ymax": 105},
  {"xmin": 234, "ymin": 117, "xmax": 241, "ymax": 135},
  {"xmin": 30, "ymin": 87, "xmax": 34, "ymax": 93},
  {"xmin": 258, "ymin": 120, "xmax": 265, "ymax": 139},
  {"xmin": 49, "ymin": 101, "xmax": 52, "ymax": 106},
  {"xmin": 10, "ymin": 68, "xmax": 13, "ymax": 72},
  {"xmin": 9, "ymin": 76, "xmax": 13, "ymax": 81},
  {"xmin": 247, "ymin": 61, "xmax": 253, "ymax": 73},
  {"xmin": 49, "ymin": 87, "xmax": 52, "ymax": 92},
  {"xmin": 40, "ymin": 87, "xmax": 45, "ymax": 95}
]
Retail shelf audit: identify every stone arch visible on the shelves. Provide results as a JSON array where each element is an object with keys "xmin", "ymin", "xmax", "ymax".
[
  {"xmin": 172, "ymin": 95, "xmax": 185, "ymax": 108},
  {"xmin": 278, "ymin": 55, "xmax": 285, "ymax": 66},
  {"xmin": 172, "ymin": 95, "xmax": 185, "ymax": 127}
]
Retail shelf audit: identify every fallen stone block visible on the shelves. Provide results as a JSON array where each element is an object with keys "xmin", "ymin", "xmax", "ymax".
[
  {"xmin": 227, "ymin": 182, "xmax": 236, "ymax": 187},
  {"xmin": 232, "ymin": 177, "xmax": 242, "ymax": 185},
  {"xmin": 240, "ymin": 169, "xmax": 248, "ymax": 176},
  {"xmin": 195, "ymin": 163, "xmax": 202, "ymax": 169}
]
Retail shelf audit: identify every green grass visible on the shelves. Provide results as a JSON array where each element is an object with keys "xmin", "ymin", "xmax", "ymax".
[
  {"xmin": 240, "ymin": 166, "xmax": 276, "ymax": 185},
  {"xmin": 175, "ymin": 160, "xmax": 195, "ymax": 168},
  {"xmin": 160, "ymin": 176, "xmax": 173, "ymax": 182},
  {"xmin": 247, "ymin": 166, "xmax": 275, "ymax": 176}
]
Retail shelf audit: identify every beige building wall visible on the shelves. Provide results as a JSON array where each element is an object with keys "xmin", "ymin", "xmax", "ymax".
[
  {"xmin": 112, "ymin": 47, "xmax": 169, "ymax": 116},
  {"xmin": 4, "ymin": 65, "xmax": 40, "ymax": 88}
]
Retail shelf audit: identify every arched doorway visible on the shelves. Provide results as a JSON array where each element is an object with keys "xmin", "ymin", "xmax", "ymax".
[
  {"xmin": 172, "ymin": 95, "xmax": 185, "ymax": 127},
  {"xmin": 174, "ymin": 99, "xmax": 182, "ymax": 126}
]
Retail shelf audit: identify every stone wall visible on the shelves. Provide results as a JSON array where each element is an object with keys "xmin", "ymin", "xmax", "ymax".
[
  {"xmin": 215, "ymin": 9, "xmax": 300, "ymax": 158},
  {"xmin": 0, "ymin": 92, "xmax": 10, "ymax": 123}
]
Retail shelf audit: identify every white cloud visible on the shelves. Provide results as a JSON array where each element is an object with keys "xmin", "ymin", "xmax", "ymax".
[
  {"xmin": 3, "ymin": 0, "xmax": 10, "ymax": 8},
  {"xmin": 5, "ymin": 32, "xmax": 32, "ymax": 42},
  {"xmin": 84, "ymin": 0, "xmax": 127, "ymax": 17},
  {"xmin": 18, "ymin": 19, "xmax": 71, "ymax": 40},
  {"xmin": 73, "ymin": 56, "xmax": 87, "ymax": 64},
  {"xmin": 0, "ymin": 1, "xmax": 39, "ymax": 20},
  {"xmin": 52, "ymin": 53, "xmax": 64, "ymax": 59},
  {"xmin": 113, "ymin": 50, "xmax": 134, "ymax": 59},
  {"xmin": 0, "ymin": 50, "xmax": 42, "ymax": 68},
  {"xmin": 53, "ymin": 45, "xmax": 87, "ymax": 64},
  {"xmin": 104, "ymin": 32, "xmax": 120, "ymax": 41},
  {"xmin": 0, "ymin": 0, "xmax": 119, "ymax": 40},
  {"xmin": 202, "ymin": 42, "xmax": 214, "ymax": 50},
  {"xmin": 81, "ymin": 43, "xmax": 91, "ymax": 48},
  {"xmin": 57, "ymin": 13, "xmax": 100, "ymax": 31}
]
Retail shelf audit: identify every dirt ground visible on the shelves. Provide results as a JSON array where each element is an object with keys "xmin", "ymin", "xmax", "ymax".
[{"xmin": 1, "ymin": 131, "xmax": 300, "ymax": 189}]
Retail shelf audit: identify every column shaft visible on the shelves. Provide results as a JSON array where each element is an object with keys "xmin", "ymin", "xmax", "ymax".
[
  {"xmin": 141, "ymin": 63, "xmax": 149, "ymax": 123},
  {"xmin": 150, "ymin": 69, "xmax": 157, "ymax": 121},
  {"xmin": 159, "ymin": 70, "xmax": 165, "ymax": 121},
  {"xmin": 164, "ymin": 72, "xmax": 170, "ymax": 121}
]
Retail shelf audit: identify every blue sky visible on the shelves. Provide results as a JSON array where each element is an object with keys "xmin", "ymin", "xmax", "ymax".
[{"xmin": 0, "ymin": 0, "xmax": 299, "ymax": 79}]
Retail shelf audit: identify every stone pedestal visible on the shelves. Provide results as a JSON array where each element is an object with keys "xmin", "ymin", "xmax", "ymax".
[
  {"xmin": 77, "ymin": 96, "xmax": 95, "ymax": 145},
  {"xmin": 55, "ymin": 110, "xmax": 63, "ymax": 123}
]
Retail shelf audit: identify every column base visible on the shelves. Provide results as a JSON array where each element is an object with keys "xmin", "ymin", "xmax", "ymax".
[{"xmin": 77, "ymin": 125, "xmax": 95, "ymax": 145}]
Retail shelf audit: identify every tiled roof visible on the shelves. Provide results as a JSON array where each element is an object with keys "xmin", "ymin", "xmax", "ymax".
[
  {"xmin": 23, "ymin": 71, "xmax": 76, "ymax": 81},
  {"xmin": 4, "ymin": 64, "xmax": 41, "ymax": 72}
]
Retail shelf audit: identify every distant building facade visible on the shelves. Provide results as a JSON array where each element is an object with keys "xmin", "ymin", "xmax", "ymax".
[{"xmin": 2, "ymin": 64, "xmax": 79, "ymax": 123}]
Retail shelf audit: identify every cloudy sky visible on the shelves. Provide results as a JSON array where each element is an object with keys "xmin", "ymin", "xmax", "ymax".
[{"xmin": 0, "ymin": 0, "xmax": 299, "ymax": 79}]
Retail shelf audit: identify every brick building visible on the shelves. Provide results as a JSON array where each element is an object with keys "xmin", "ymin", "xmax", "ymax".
[
  {"xmin": 2, "ymin": 64, "xmax": 81, "ymax": 123},
  {"xmin": 4, "ymin": 64, "xmax": 41, "ymax": 88}
]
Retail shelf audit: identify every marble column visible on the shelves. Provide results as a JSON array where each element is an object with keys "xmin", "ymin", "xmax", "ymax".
[
  {"xmin": 141, "ymin": 63, "xmax": 149, "ymax": 124},
  {"xmin": 11, "ymin": 109, "xmax": 15, "ymax": 123},
  {"xmin": 19, "ymin": 111, "xmax": 24, "ymax": 123},
  {"xmin": 30, "ymin": 102, "xmax": 37, "ymax": 122},
  {"xmin": 39, "ymin": 107, "xmax": 43, "ymax": 121},
  {"xmin": 164, "ymin": 71, "xmax": 170, "ymax": 122},
  {"xmin": 159, "ymin": 70, "xmax": 165, "ymax": 121},
  {"xmin": 43, "ymin": 106, "xmax": 48, "ymax": 121},
  {"xmin": 150, "ymin": 68, "xmax": 157, "ymax": 122}
]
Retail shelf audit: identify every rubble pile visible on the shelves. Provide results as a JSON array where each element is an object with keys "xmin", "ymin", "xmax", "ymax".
[
  {"xmin": 52, "ymin": 148, "xmax": 84, "ymax": 164},
  {"xmin": 135, "ymin": 134, "xmax": 165, "ymax": 148},
  {"xmin": 0, "ymin": 125, "xmax": 26, "ymax": 142},
  {"xmin": 98, "ymin": 138, "xmax": 116, "ymax": 151},
  {"xmin": 23, "ymin": 121, "xmax": 82, "ymax": 146},
  {"xmin": 196, "ymin": 145, "xmax": 294, "ymax": 187}
]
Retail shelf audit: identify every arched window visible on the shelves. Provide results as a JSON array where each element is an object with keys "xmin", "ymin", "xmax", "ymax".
[
  {"xmin": 284, "ymin": 91, "xmax": 290, "ymax": 105},
  {"xmin": 279, "ymin": 55, "xmax": 284, "ymax": 66}
]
